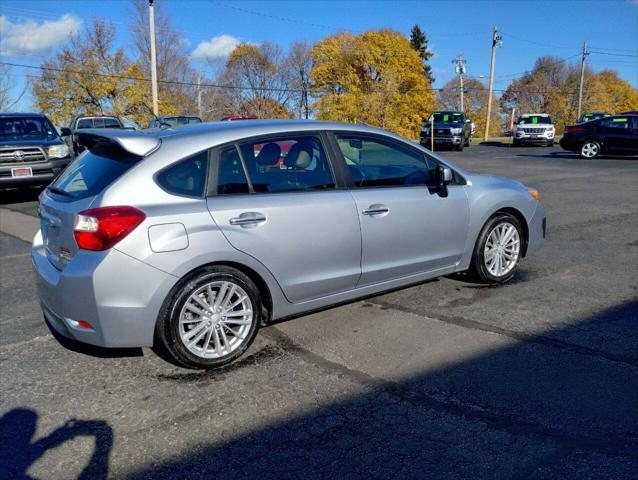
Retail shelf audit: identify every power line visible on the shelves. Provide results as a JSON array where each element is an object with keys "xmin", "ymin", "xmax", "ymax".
[{"xmin": 590, "ymin": 51, "xmax": 638, "ymax": 58}]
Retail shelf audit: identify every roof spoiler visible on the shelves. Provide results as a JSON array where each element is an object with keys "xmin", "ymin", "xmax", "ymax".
[{"xmin": 76, "ymin": 129, "xmax": 161, "ymax": 157}]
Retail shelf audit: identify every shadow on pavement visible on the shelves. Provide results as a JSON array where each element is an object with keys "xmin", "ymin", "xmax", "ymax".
[
  {"xmin": 0, "ymin": 186, "xmax": 44, "ymax": 205},
  {"xmin": 0, "ymin": 408, "xmax": 113, "ymax": 480},
  {"xmin": 125, "ymin": 300, "xmax": 638, "ymax": 479},
  {"xmin": 45, "ymin": 317, "xmax": 144, "ymax": 359}
]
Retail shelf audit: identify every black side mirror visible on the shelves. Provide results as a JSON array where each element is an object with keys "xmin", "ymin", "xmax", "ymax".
[{"xmin": 59, "ymin": 127, "xmax": 72, "ymax": 137}]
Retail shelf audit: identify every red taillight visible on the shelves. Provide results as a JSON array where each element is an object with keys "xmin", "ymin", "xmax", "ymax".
[
  {"xmin": 565, "ymin": 126, "xmax": 586, "ymax": 134},
  {"xmin": 74, "ymin": 206, "xmax": 146, "ymax": 251}
]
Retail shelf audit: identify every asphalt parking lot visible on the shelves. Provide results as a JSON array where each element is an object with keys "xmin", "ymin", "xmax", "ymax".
[{"xmin": 1, "ymin": 143, "xmax": 637, "ymax": 479}]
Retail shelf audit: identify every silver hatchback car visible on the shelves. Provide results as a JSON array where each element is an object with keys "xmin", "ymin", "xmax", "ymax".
[{"xmin": 33, "ymin": 120, "xmax": 545, "ymax": 368}]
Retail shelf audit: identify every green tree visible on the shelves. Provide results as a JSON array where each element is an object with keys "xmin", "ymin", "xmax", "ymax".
[
  {"xmin": 409, "ymin": 24, "xmax": 435, "ymax": 84},
  {"xmin": 311, "ymin": 29, "xmax": 435, "ymax": 139}
]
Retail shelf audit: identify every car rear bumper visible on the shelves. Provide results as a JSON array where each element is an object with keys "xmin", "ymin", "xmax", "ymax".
[
  {"xmin": 559, "ymin": 137, "xmax": 580, "ymax": 151},
  {"xmin": 32, "ymin": 229, "xmax": 178, "ymax": 348},
  {"xmin": 0, "ymin": 158, "xmax": 71, "ymax": 186},
  {"xmin": 526, "ymin": 204, "xmax": 546, "ymax": 256}
]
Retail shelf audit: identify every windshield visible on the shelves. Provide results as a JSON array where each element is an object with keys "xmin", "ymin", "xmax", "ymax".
[
  {"xmin": 581, "ymin": 113, "xmax": 609, "ymax": 122},
  {"xmin": 0, "ymin": 116, "xmax": 58, "ymax": 141},
  {"xmin": 517, "ymin": 115, "xmax": 553, "ymax": 125},
  {"xmin": 428, "ymin": 112, "xmax": 465, "ymax": 124}
]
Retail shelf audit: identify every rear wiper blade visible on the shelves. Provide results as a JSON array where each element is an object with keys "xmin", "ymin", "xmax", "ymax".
[{"xmin": 47, "ymin": 186, "xmax": 73, "ymax": 197}]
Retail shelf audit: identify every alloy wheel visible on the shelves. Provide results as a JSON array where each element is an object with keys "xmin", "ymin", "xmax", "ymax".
[
  {"xmin": 178, "ymin": 281, "xmax": 253, "ymax": 359},
  {"xmin": 581, "ymin": 142, "xmax": 599, "ymax": 158},
  {"xmin": 483, "ymin": 222, "xmax": 521, "ymax": 277}
]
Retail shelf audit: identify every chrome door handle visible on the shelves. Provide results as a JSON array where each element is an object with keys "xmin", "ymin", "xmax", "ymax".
[
  {"xmin": 229, "ymin": 212, "xmax": 267, "ymax": 227},
  {"xmin": 362, "ymin": 205, "xmax": 390, "ymax": 216}
]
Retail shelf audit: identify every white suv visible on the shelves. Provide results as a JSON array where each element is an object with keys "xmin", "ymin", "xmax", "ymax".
[{"xmin": 513, "ymin": 114, "xmax": 555, "ymax": 147}]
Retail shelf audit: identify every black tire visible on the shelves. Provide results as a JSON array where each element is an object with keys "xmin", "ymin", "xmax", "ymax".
[
  {"xmin": 512, "ymin": 139, "xmax": 521, "ymax": 147},
  {"xmin": 546, "ymin": 140, "xmax": 554, "ymax": 147},
  {"xmin": 456, "ymin": 142, "xmax": 464, "ymax": 151},
  {"xmin": 469, "ymin": 213, "xmax": 524, "ymax": 285},
  {"xmin": 156, "ymin": 265, "xmax": 262, "ymax": 369}
]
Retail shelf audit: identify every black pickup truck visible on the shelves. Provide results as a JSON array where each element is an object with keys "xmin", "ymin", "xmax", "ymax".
[
  {"xmin": 0, "ymin": 112, "xmax": 72, "ymax": 188},
  {"xmin": 420, "ymin": 111, "xmax": 473, "ymax": 151}
]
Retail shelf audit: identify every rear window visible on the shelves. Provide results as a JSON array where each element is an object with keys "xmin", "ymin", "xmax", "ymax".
[
  {"xmin": 76, "ymin": 119, "xmax": 93, "ymax": 129},
  {"xmin": 49, "ymin": 149, "xmax": 141, "ymax": 201}
]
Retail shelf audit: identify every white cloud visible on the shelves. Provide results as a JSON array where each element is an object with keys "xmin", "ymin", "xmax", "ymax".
[
  {"xmin": 191, "ymin": 34, "xmax": 241, "ymax": 60},
  {"xmin": 0, "ymin": 14, "xmax": 81, "ymax": 56}
]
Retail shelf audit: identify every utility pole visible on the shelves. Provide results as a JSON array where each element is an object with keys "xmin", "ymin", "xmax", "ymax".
[
  {"xmin": 149, "ymin": 0, "xmax": 159, "ymax": 116},
  {"xmin": 453, "ymin": 54, "xmax": 466, "ymax": 112},
  {"xmin": 484, "ymin": 26, "xmax": 501, "ymax": 142},
  {"xmin": 577, "ymin": 42, "xmax": 589, "ymax": 120},
  {"xmin": 197, "ymin": 67, "xmax": 202, "ymax": 118}
]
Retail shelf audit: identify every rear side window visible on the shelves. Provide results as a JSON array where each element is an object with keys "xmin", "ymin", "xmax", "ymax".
[
  {"xmin": 50, "ymin": 149, "xmax": 141, "ymax": 200},
  {"xmin": 76, "ymin": 119, "xmax": 93, "ymax": 129},
  {"xmin": 156, "ymin": 151, "xmax": 208, "ymax": 197},
  {"xmin": 600, "ymin": 117, "xmax": 630, "ymax": 129},
  {"xmin": 238, "ymin": 135, "xmax": 335, "ymax": 193},
  {"xmin": 217, "ymin": 147, "xmax": 249, "ymax": 195}
]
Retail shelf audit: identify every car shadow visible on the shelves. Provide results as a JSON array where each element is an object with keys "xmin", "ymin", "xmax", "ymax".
[
  {"xmin": 45, "ymin": 317, "xmax": 144, "ymax": 359},
  {"xmin": 125, "ymin": 300, "xmax": 638, "ymax": 479},
  {"xmin": 0, "ymin": 185, "xmax": 44, "ymax": 205},
  {"xmin": 0, "ymin": 408, "xmax": 113, "ymax": 480}
]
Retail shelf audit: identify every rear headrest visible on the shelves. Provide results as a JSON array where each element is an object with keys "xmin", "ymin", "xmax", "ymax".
[
  {"xmin": 285, "ymin": 142, "xmax": 313, "ymax": 169},
  {"xmin": 255, "ymin": 143, "xmax": 281, "ymax": 166}
]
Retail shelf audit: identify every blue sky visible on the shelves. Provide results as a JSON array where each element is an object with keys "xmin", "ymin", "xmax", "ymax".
[{"xmin": 1, "ymin": 0, "xmax": 637, "ymax": 111}]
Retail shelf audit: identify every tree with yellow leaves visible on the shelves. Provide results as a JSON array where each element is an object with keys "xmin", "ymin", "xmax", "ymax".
[
  {"xmin": 33, "ymin": 20, "xmax": 178, "ymax": 127},
  {"xmin": 311, "ymin": 29, "xmax": 435, "ymax": 139}
]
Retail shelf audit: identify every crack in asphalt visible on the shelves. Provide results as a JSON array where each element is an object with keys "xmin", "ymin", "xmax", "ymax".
[
  {"xmin": 367, "ymin": 300, "xmax": 638, "ymax": 369},
  {"xmin": 262, "ymin": 327, "xmax": 638, "ymax": 459}
]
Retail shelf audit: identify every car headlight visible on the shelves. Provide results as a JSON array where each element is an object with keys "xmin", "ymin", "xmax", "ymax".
[
  {"xmin": 48, "ymin": 144, "xmax": 70, "ymax": 159},
  {"xmin": 450, "ymin": 127, "xmax": 463, "ymax": 135}
]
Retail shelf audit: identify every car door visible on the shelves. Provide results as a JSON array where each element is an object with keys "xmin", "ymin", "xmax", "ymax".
[
  {"xmin": 331, "ymin": 132, "xmax": 469, "ymax": 287},
  {"xmin": 206, "ymin": 132, "xmax": 361, "ymax": 304},
  {"xmin": 598, "ymin": 116, "xmax": 634, "ymax": 153}
]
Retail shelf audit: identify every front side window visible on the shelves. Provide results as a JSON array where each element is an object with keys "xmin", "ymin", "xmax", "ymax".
[
  {"xmin": 238, "ymin": 135, "xmax": 334, "ymax": 193},
  {"xmin": 335, "ymin": 135, "xmax": 435, "ymax": 188},
  {"xmin": 156, "ymin": 151, "xmax": 208, "ymax": 197},
  {"xmin": 103, "ymin": 118, "xmax": 121, "ymax": 128}
]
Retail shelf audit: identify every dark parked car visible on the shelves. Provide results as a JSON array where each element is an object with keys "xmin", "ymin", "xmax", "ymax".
[
  {"xmin": 420, "ymin": 111, "xmax": 472, "ymax": 151},
  {"xmin": 0, "ymin": 112, "xmax": 72, "ymax": 187},
  {"xmin": 148, "ymin": 115, "xmax": 202, "ymax": 128},
  {"xmin": 68, "ymin": 115, "xmax": 124, "ymax": 155},
  {"xmin": 577, "ymin": 112, "xmax": 611, "ymax": 123},
  {"xmin": 560, "ymin": 114, "xmax": 638, "ymax": 158}
]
